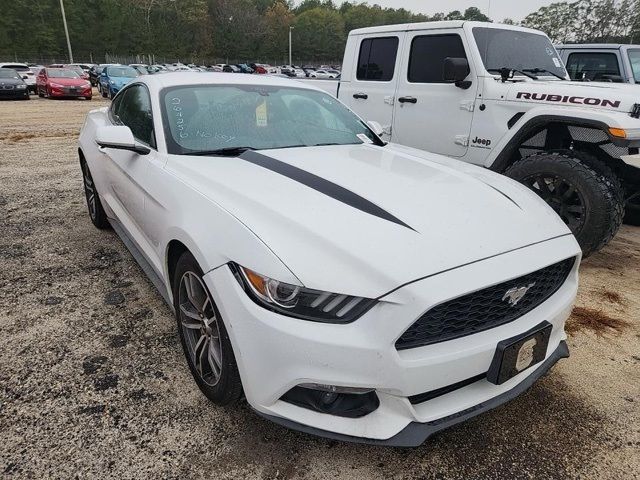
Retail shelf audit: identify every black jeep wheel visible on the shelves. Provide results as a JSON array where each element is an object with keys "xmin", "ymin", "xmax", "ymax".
[
  {"xmin": 173, "ymin": 251, "xmax": 243, "ymax": 406},
  {"xmin": 505, "ymin": 151, "xmax": 624, "ymax": 257}
]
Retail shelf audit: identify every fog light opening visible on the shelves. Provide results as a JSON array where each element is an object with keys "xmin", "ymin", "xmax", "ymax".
[{"xmin": 281, "ymin": 384, "xmax": 379, "ymax": 418}]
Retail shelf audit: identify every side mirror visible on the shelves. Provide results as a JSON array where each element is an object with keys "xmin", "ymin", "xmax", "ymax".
[
  {"xmin": 96, "ymin": 125, "xmax": 150, "ymax": 155},
  {"xmin": 443, "ymin": 57, "xmax": 471, "ymax": 89},
  {"xmin": 367, "ymin": 120, "xmax": 384, "ymax": 137}
]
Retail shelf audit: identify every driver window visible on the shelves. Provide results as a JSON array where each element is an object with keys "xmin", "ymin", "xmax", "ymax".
[
  {"xmin": 115, "ymin": 85, "xmax": 156, "ymax": 148},
  {"xmin": 408, "ymin": 34, "xmax": 467, "ymax": 83}
]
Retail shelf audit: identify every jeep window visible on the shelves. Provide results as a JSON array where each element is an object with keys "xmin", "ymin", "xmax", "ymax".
[
  {"xmin": 408, "ymin": 34, "xmax": 467, "ymax": 83},
  {"xmin": 473, "ymin": 27, "xmax": 567, "ymax": 79},
  {"xmin": 565, "ymin": 52, "xmax": 622, "ymax": 82},
  {"xmin": 628, "ymin": 49, "xmax": 640, "ymax": 83},
  {"xmin": 356, "ymin": 37, "xmax": 399, "ymax": 82}
]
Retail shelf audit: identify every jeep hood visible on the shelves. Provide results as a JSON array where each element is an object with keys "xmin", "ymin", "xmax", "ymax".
[
  {"xmin": 503, "ymin": 79, "xmax": 639, "ymax": 114},
  {"xmin": 167, "ymin": 144, "xmax": 571, "ymax": 298}
]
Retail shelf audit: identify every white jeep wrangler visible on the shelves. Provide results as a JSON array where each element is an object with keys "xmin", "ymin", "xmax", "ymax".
[{"xmin": 305, "ymin": 21, "xmax": 640, "ymax": 256}]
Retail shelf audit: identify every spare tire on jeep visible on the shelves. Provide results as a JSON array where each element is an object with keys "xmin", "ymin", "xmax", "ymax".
[{"xmin": 505, "ymin": 151, "xmax": 624, "ymax": 257}]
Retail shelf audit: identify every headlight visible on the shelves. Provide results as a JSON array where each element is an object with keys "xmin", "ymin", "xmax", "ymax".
[
  {"xmin": 50, "ymin": 82, "xmax": 64, "ymax": 88},
  {"xmin": 231, "ymin": 263, "xmax": 376, "ymax": 323},
  {"xmin": 109, "ymin": 79, "xmax": 116, "ymax": 84}
]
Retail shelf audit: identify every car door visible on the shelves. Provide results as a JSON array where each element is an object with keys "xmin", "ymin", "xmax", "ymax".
[
  {"xmin": 340, "ymin": 34, "xmax": 404, "ymax": 141},
  {"xmin": 36, "ymin": 69, "xmax": 46, "ymax": 92},
  {"xmin": 100, "ymin": 84, "xmax": 159, "ymax": 256},
  {"xmin": 392, "ymin": 30, "xmax": 478, "ymax": 157}
]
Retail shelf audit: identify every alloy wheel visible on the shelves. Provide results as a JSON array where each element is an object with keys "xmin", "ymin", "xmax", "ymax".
[
  {"xmin": 524, "ymin": 173, "xmax": 586, "ymax": 233},
  {"xmin": 178, "ymin": 271, "xmax": 223, "ymax": 387},
  {"xmin": 82, "ymin": 162, "xmax": 97, "ymax": 220}
]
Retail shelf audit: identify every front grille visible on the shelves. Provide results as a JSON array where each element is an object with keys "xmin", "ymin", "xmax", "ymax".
[{"xmin": 395, "ymin": 257, "xmax": 575, "ymax": 350}]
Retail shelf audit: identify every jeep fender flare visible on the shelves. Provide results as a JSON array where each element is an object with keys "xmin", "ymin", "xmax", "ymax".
[{"xmin": 484, "ymin": 106, "xmax": 635, "ymax": 172}]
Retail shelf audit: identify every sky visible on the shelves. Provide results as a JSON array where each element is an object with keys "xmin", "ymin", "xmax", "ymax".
[{"xmin": 319, "ymin": 0, "xmax": 558, "ymax": 22}]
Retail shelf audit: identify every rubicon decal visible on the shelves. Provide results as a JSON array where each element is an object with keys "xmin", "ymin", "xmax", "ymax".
[{"xmin": 516, "ymin": 92, "xmax": 621, "ymax": 108}]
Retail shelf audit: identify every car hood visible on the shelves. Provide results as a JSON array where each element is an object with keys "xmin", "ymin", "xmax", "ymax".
[
  {"xmin": 167, "ymin": 144, "xmax": 571, "ymax": 298},
  {"xmin": 0, "ymin": 78, "xmax": 25, "ymax": 86},
  {"xmin": 503, "ymin": 79, "xmax": 640, "ymax": 114},
  {"xmin": 48, "ymin": 77, "xmax": 88, "ymax": 86},
  {"xmin": 108, "ymin": 76, "xmax": 134, "ymax": 85}
]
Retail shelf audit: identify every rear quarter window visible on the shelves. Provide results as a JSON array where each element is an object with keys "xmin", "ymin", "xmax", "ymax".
[{"xmin": 356, "ymin": 37, "xmax": 399, "ymax": 82}]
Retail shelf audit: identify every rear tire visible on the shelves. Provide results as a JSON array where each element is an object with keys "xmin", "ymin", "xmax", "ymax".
[
  {"xmin": 81, "ymin": 158, "xmax": 110, "ymax": 229},
  {"xmin": 173, "ymin": 252, "xmax": 243, "ymax": 406},
  {"xmin": 505, "ymin": 151, "xmax": 624, "ymax": 257}
]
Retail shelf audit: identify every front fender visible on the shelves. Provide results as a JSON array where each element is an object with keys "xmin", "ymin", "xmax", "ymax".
[{"xmin": 485, "ymin": 106, "xmax": 639, "ymax": 171}]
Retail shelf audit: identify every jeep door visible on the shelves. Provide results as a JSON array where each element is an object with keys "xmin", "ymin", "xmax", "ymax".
[
  {"xmin": 339, "ymin": 33, "xmax": 405, "ymax": 141},
  {"xmin": 391, "ymin": 29, "xmax": 478, "ymax": 157}
]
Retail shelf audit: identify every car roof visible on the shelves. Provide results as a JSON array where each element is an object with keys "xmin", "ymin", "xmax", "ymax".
[
  {"xmin": 350, "ymin": 20, "xmax": 544, "ymax": 36},
  {"xmin": 136, "ymin": 72, "xmax": 327, "ymax": 93},
  {"xmin": 555, "ymin": 44, "xmax": 637, "ymax": 49},
  {"xmin": 0, "ymin": 63, "xmax": 29, "ymax": 68}
]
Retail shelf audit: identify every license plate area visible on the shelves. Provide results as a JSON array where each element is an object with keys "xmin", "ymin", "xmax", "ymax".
[{"xmin": 487, "ymin": 321, "xmax": 552, "ymax": 385}]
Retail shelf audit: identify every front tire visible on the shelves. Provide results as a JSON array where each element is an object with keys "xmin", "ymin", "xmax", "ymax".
[
  {"xmin": 173, "ymin": 252, "xmax": 243, "ymax": 406},
  {"xmin": 81, "ymin": 159, "xmax": 110, "ymax": 229},
  {"xmin": 505, "ymin": 151, "xmax": 624, "ymax": 257}
]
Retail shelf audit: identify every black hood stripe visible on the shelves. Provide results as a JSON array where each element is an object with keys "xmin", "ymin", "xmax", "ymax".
[{"xmin": 240, "ymin": 150, "xmax": 415, "ymax": 231}]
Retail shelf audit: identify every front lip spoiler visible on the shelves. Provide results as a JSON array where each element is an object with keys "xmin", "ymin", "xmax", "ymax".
[{"xmin": 252, "ymin": 340, "xmax": 569, "ymax": 447}]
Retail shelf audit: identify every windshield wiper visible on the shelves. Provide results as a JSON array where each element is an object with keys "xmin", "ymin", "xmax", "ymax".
[
  {"xmin": 188, "ymin": 146, "xmax": 256, "ymax": 156},
  {"xmin": 522, "ymin": 68, "xmax": 566, "ymax": 80},
  {"xmin": 488, "ymin": 67, "xmax": 538, "ymax": 81}
]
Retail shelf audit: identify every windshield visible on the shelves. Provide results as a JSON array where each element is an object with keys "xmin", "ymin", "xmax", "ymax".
[
  {"xmin": 48, "ymin": 69, "xmax": 79, "ymax": 78},
  {"xmin": 161, "ymin": 85, "xmax": 377, "ymax": 154},
  {"xmin": 473, "ymin": 27, "xmax": 567, "ymax": 79},
  {"xmin": 66, "ymin": 65, "xmax": 84, "ymax": 73},
  {"xmin": 107, "ymin": 66, "xmax": 138, "ymax": 78},
  {"xmin": 0, "ymin": 69, "xmax": 20, "ymax": 79},
  {"xmin": 629, "ymin": 49, "xmax": 640, "ymax": 83}
]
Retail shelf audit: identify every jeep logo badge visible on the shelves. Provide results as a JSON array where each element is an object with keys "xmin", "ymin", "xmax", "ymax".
[{"xmin": 502, "ymin": 283, "xmax": 536, "ymax": 306}]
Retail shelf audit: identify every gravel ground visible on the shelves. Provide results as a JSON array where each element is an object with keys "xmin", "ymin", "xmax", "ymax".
[{"xmin": 0, "ymin": 95, "xmax": 638, "ymax": 479}]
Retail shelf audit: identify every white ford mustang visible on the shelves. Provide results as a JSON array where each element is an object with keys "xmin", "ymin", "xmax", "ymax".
[{"xmin": 78, "ymin": 73, "xmax": 581, "ymax": 446}]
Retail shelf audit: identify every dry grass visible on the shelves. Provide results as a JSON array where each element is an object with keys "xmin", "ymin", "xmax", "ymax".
[
  {"xmin": 3, "ymin": 130, "xmax": 76, "ymax": 143},
  {"xmin": 566, "ymin": 306, "xmax": 629, "ymax": 336},
  {"xmin": 598, "ymin": 289, "xmax": 624, "ymax": 304}
]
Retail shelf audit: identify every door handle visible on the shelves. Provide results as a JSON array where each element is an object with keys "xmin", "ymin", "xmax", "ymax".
[
  {"xmin": 398, "ymin": 96, "xmax": 417, "ymax": 104},
  {"xmin": 353, "ymin": 92, "xmax": 368, "ymax": 100}
]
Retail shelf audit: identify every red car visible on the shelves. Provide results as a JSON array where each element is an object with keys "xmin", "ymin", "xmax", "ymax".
[{"xmin": 36, "ymin": 68, "xmax": 92, "ymax": 100}]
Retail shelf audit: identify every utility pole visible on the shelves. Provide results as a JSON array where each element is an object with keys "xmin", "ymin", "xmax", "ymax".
[
  {"xmin": 289, "ymin": 26, "xmax": 294, "ymax": 66},
  {"xmin": 59, "ymin": 0, "xmax": 74, "ymax": 63}
]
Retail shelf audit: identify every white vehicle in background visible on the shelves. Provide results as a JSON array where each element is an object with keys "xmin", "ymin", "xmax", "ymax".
[
  {"xmin": 310, "ymin": 69, "xmax": 338, "ymax": 79},
  {"xmin": 302, "ymin": 21, "xmax": 640, "ymax": 255},
  {"xmin": 0, "ymin": 62, "xmax": 36, "ymax": 93},
  {"xmin": 556, "ymin": 44, "xmax": 640, "ymax": 84},
  {"xmin": 77, "ymin": 72, "xmax": 580, "ymax": 446}
]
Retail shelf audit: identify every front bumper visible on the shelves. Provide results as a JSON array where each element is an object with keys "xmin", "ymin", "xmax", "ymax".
[
  {"xmin": 49, "ymin": 86, "xmax": 92, "ymax": 98},
  {"xmin": 0, "ymin": 87, "xmax": 28, "ymax": 98},
  {"xmin": 204, "ymin": 234, "xmax": 580, "ymax": 444},
  {"xmin": 256, "ymin": 340, "xmax": 569, "ymax": 446}
]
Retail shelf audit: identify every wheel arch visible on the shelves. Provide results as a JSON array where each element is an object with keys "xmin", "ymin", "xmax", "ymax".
[{"xmin": 489, "ymin": 115, "xmax": 617, "ymax": 173}]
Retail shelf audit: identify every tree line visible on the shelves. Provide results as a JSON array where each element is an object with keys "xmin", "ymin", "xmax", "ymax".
[{"xmin": 0, "ymin": 0, "xmax": 638, "ymax": 65}]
